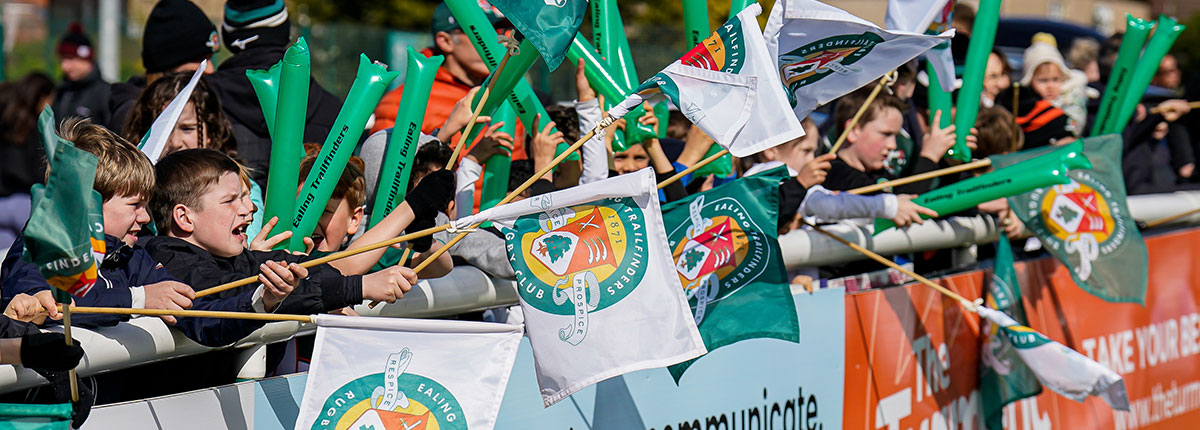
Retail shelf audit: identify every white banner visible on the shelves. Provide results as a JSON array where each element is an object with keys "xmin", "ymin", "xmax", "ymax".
[
  {"xmin": 138, "ymin": 60, "xmax": 207, "ymax": 163},
  {"xmin": 886, "ymin": 0, "xmax": 957, "ymax": 92},
  {"xmin": 764, "ymin": 0, "xmax": 953, "ymax": 120},
  {"xmin": 459, "ymin": 169, "xmax": 706, "ymax": 406},
  {"xmin": 295, "ymin": 315, "xmax": 523, "ymax": 430},
  {"xmin": 607, "ymin": 4, "xmax": 804, "ymax": 158}
]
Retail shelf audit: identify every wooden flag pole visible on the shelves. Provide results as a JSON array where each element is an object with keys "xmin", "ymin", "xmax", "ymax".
[
  {"xmin": 1012, "ymin": 83, "xmax": 1021, "ymax": 150},
  {"xmin": 1143, "ymin": 206, "xmax": 1200, "ymax": 228},
  {"xmin": 446, "ymin": 38, "xmax": 518, "ymax": 170},
  {"xmin": 657, "ymin": 148, "xmax": 730, "ymax": 190},
  {"xmin": 61, "ymin": 305, "xmax": 314, "ymax": 323},
  {"xmin": 847, "ymin": 159, "xmax": 993, "ymax": 195},
  {"xmin": 805, "ymin": 221, "xmax": 978, "ymax": 309},
  {"xmin": 60, "ymin": 300, "xmax": 78, "ymax": 402},
  {"xmin": 193, "ymin": 223, "xmax": 449, "ymax": 298},
  {"xmin": 1150, "ymin": 100, "xmax": 1200, "ymax": 115},
  {"xmin": 828, "ymin": 73, "xmax": 895, "ymax": 155}
]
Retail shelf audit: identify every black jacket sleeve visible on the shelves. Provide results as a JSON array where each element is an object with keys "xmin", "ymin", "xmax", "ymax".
[
  {"xmin": 891, "ymin": 156, "xmax": 941, "ymax": 195},
  {"xmin": 657, "ymin": 170, "xmax": 689, "ymax": 203}
]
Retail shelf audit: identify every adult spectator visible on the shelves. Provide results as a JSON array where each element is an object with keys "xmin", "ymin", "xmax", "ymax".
[
  {"xmin": 51, "ymin": 23, "xmax": 110, "ymax": 125},
  {"xmin": 209, "ymin": 0, "xmax": 343, "ymax": 189},
  {"xmin": 370, "ymin": 3, "xmax": 526, "ymax": 158},
  {"xmin": 107, "ymin": 0, "xmax": 219, "ymax": 133}
]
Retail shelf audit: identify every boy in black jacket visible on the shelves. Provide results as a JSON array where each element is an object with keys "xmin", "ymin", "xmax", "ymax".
[
  {"xmin": 823, "ymin": 87, "xmax": 958, "ymax": 194},
  {"xmin": 144, "ymin": 149, "xmax": 418, "ymax": 346}
]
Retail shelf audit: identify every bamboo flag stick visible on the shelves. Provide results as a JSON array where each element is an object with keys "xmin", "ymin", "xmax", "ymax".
[
  {"xmin": 828, "ymin": 73, "xmax": 894, "ymax": 155},
  {"xmin": 1143, "ymin": 206, "xmax": 1200, "ymax": 228},
  {"xmin": 847, "ymin": 159, "xmax": 993, "ymax": 195},
  {"xmin": 1149, "ymin": 100, "xmax": 1200, "ymax": 116},
  {"xmin": 805, "ymin": 221, "xmax": 978, "ymax": 309},
  {"xmin": 1012, "ymin": 83, "xmax": 1021, "ymax": 150},
  {"xmin": 193, "ymin": 223, "xmax": 449, "ymax": 298},
  {"xmin": 445, "ymin": 48, "xmax": 513, "ymax": 170},
  {"xmin": 657, "ymin": 148, "xmax": 729, "ymax": 190},
  {"xmin": 61, "ymin": 305, "xmax": 314, "ymax": 323},
  {"xmin": 60, "ymin": 301, "xmax": 78, "ymax": 402}
]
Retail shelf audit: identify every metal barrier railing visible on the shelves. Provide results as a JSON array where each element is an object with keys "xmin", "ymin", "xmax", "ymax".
[{"xmin": 2, "ymin": 191, "xmax": 1197, "ymax": 393}]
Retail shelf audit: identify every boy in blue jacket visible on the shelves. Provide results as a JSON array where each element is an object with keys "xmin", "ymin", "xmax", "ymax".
[{"xmin": 0, "ymin": 118, "xmax": 291, "ymax": 347}]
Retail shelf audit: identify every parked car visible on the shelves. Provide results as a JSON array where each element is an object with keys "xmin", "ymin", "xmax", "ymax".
[{"xmin": 994, "ymin": 17, "xmax": 1105, "ymax": 75}]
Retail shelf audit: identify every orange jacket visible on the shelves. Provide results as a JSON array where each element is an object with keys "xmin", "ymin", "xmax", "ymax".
[{"xmin": 371, "ymin": 48, "xmax": 526, "ymax": 161}]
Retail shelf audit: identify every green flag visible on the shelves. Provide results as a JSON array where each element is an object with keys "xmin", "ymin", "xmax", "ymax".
[
  {"xmin": 22, "ymin": 108, "xmax": 105, "ymax": 297},
  {"xmin": 662, "ymin": 169, "xmax": 799, "ymax": 381},
  {"xmin": 0, "ymin": 402, "xmax": 73, "ymax": 429},
  {"xmin": 993, "ymin": 135, "xmax": 1148, "ymax": 304},
  {"xmin": 488, "ymin": 0, "xmax": 587, "ymax": 71},
  {"xmin": 980, "ymin": 238, "xmax": 1043, "ymax": 430}
]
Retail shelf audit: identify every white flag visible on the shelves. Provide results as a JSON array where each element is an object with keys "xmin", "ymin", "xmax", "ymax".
[
  {"xmin": 138, "ymin": 59, "xmax": 207, "ymax": 163},
  {"xmin": 457, "ymin": 169, "xmax": 706, "ymax": 406},
  {"xmin": 763, "ymin": 0, "xmax": 953, "ymax": 120},
  {"xmin": 886, "ymin": 0, "xmax": 957, "ymax": 92},
  {"xmin": 295, "ymin": 315, "xmax": 523, "ymax": 430},
  {"xmin": 606, "ymin": 4, "xmax": 804, "ymax": 158},
  {"xmin": 977, "ymin": 306, "xmax": 1130, "ymax": 410}
]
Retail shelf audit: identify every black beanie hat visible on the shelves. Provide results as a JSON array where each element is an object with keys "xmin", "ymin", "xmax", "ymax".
[
  {"xmin": 58, "ymin": 22, "xmax": 94, "ymax": 60},
  {"xmin": 142, "ymin": 0, "xmax": 219, "ymax": 74},
  {"xmin": 222, "ymin": 0, "xmax": 291, "ymax": 54}
]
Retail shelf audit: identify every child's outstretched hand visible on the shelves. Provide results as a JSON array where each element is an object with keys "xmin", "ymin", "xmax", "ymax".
[
  {"xmin": 258, "ymin": 261, "xmax": 306, "ymax": 312},
  {"xmin": 439, "ymin": 87, "xmax": 491, "ymax": 143},
  {"xmin": 892, "ymin": 194, "xmax": 939, "ymax": 227},
  {"xmin": 362, "ymin": 266, "xmax": 417, "ymax": 304},
  {"xmin": 3, "ymin": 291, "xmax": 63, "ymax": 324},
  {"xmin": 797, "ymin": 153, "xmax": 836, "ymax": 188},
  {"xmin": 920, "ymin": 110, "xmax": 957, "ymax": 162},
  {"xmin": 467, "ymin": 122, "xmax": 514, "ymax": 165},
  {"xmin": 249, "ymin": 216, "xmax": 292, "ymax": 251}
]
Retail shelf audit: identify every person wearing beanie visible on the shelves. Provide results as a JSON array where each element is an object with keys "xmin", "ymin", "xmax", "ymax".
[
  {"xmin": 52, "ymin": 22, "xmax": 111, "ymax": 125},
  {"xmin": 106, "ymin": 0, "xmax": 219, "ymax": 133},
  {"xmin": 1020, "ymin": 33, "xmax": 1089, "ymax": 136},
  {"xmin": 208, "ymin": 0, "xmax": 343, "ymax": 190}
]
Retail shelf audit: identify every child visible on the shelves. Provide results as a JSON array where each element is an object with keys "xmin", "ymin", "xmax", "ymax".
[
  {"xmin": 823, "ymin": 87, "xmax": 957, "ymax": 193},
  {"xmin": 1020, "ymin": 33, "xmax": 1087, "ymax": 139},
  {"xmin": 749, "ymin": 118, "xmax": 938, "ymax": 233},
  {"xmin": 144, "ymin": 149, "xmax": 416, "ymax": 344},
  {"xmin": 121, "ymin": 71, "xmax": 236, "ymax": 156},
  {"xmin": 1, "ymin": 118, "xmax": 200, "ymax": 329},
  {"xmin": 293, "ymin": 144, "xmax": 455, "ymax": 277}
]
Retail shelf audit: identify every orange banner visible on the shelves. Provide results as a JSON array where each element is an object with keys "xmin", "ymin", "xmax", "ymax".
[{"xmin": 844, "ymin": 227, "xmax": 1200, "ymax": 430}]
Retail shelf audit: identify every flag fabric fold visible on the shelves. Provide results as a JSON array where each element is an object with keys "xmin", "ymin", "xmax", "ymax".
[
  {"xmin": 138, "ymin": 60, "xmax": 207, "ymax": 163},
  {"xmin": 457, "ymin": 168, "xmax": 706, "ymax": 406},
  {"xmin": 605, "ymin": 4, "xmax": 804, "ymax": 158},
  {"xmin": 295, "ymin": 315, "xmax": 523, "ymax": 430},
  {"xmin": 979, "ymin": 238, "xmax": 1043, "ymax": 430},
  {"xmin": 661, "ymin": 170, "xmax": 799, "ymax": 382},
  {"xmin": 764, "ymin": 0, "xmax": 953, "ymax": 120},
  {"xmin": 976, "ymin": 305, "xmax": 1130, "ymax": 411},
  {"xmin": 21, "ymin": 108, "xmax": 104, "ymax": 297},
  {"xmin": 886, "ymin": 0, "xmax": 956, "ymax": 92},
  {"xmin": 487, "ymin": 0, "xmax": 588, "ymax": 71},
  {"xmin": 994, "ymin": 135, "xmax": 1148, "ymax": 304}
]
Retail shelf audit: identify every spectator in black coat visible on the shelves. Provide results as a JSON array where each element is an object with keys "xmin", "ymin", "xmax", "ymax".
[{"xmin": 51, "ymin": 23, "xmax": 110, "ymax": 126}]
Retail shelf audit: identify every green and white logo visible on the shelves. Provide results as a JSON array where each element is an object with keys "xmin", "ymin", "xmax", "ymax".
[
  {"xmin": 504, "ymin": 197, "xmax": 649, "ymax": 345},
  {"xmin": 778, "ymin": 32, "xmax": 884, "ymax": 95},
  {"xmin": 666, "ymin": 195, "xmax": 771, "ymax": 323},
  {"xmin": 313, "ymin": 349, "xmax": 466, "ymax": 430}
]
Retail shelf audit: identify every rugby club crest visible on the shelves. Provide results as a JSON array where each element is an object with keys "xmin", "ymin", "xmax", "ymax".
[
  {"xmin": 778, "ymin": 32, "xmax": 884, "ymax": 97},
  {"xmin": 1026, "ymin": 174, "xmax": 1126, "ymax": 282},
  {"xmin": 314, "ymin": 349, "xmax": 467, "ymax": 430},
  {"xmin": 505, "ymin": 197, "xmax": 649, "ymax": 345},
  {"xmin": 666, "ymin": 195, "xmax": 771, "ymax": 324}
]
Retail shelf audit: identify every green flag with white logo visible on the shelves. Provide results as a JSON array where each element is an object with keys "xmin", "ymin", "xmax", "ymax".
[
  {"xmin": 992, "ymin": 135, "xmax": 1147, "ymax": 304},
  {"xmin": 661, "ymin": 170, "xmax": 799, "ymax": 382},
  {"xmin": 979, "ymin": 238, "xmax": 1042, "ymax": 430},
  {"xmin": 487, "ymin": 0, "xmax": 587, "ymax": 71}
]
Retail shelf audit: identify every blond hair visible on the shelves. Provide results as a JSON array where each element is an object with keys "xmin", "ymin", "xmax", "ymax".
[{"xmin": 56, "ymin": 117, "xmax": 155, "ymax": 201}]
